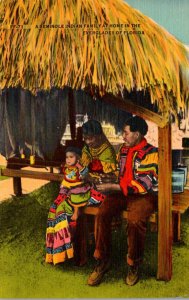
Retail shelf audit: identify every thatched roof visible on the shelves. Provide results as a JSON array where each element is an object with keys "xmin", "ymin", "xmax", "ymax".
[{"xmin": 0, "ymin": 0, "xmax": 189, "ymax": 118}]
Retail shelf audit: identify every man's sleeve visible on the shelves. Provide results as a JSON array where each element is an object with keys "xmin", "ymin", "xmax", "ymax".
[{"xmin": 130, "ymin": 150, "xmax": 158, "ymax": 194}]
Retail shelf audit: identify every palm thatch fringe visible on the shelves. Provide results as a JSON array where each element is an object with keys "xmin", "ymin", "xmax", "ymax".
[{"xmin": 0, "ymin": 0, "xmax": 189, "ymax": 117}]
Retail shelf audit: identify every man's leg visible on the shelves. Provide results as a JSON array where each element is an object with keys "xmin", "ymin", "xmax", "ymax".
[
  {"xmin": 126, "ymin": 193, "xmax": 157, "ymax": 285},
  {"xmin": 74, "ymin": 210, "xmax": 89, "ymax": 266},
  {"xmin": 88, "ymin": 192, "xmax": 126, "ymax": 286}
]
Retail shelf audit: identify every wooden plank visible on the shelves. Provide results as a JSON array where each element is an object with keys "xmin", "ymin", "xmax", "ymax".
[
  {"xmin": 102, "ymin": 94, "xmax": 169, "ymax": 128},
  {"xmin": 172, "ymin": 190, "xmax": 189, "ymax": 213},
  {"xmin": 158, "ymin": 124, "xmax": 172, "ymax": 281},
  {"xmin": 84, "ymin": 206, "xmax": 157, "ymax": 223},
  {"xmin": 1, "ymin": 168, "xmax": 64, "ymax": 182}
]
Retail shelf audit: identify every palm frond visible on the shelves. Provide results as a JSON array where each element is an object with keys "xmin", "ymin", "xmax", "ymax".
[{"xmin": 0, "ymin": 0, "xmax": 189, "ymax": 117}]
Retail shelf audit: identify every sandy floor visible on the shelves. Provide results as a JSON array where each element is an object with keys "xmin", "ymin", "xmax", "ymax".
[
  {"xmin": 0, "ymin": 154, "xmax": 51, "ymax": 202},
  {"xmin": 0, "ymin": 154, "xmax": 6, "ymax": 166}
]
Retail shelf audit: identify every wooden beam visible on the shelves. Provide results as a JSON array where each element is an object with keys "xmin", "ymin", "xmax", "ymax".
[
  {"xmin": 157, "ymin": 123, "xmax": 172, "ymax": 281},
  {"xmin": 1, "ymin": 168, "xmax": 64, "ymax": 182},
  {"xmin": 102, "ymin": 94, "xmax": 168, "ymax": 128}
]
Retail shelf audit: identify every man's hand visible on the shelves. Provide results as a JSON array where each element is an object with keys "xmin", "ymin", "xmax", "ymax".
[
  {"xmin": 100, "ymin": 173, "xmax": 117, "ymax": 181},
  {"xmin": 83, "ymin": 174, "xmax": 99, "ymax": 184},
  {"xmin": 83, "ymin": 172, "xmax": 118, "ymax": 185}
]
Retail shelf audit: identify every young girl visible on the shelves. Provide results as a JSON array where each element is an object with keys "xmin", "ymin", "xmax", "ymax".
[
  {"xmin": 45, "ymin": 146, "xmax": 105, "ymax": 265},
  {"xmin": 60, "ymin": 146, "xmax": 105, "ymax": 220}
]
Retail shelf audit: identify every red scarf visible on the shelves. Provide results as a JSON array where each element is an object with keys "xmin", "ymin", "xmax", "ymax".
[{"xmin": 120, "ymin": 138, "xmax": 147, "ymax": 196}]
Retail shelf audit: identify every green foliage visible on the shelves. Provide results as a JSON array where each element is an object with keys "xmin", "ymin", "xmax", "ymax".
[{"xmin": 0, "ymin": 183, "xmax": 189, "ymax": 298}]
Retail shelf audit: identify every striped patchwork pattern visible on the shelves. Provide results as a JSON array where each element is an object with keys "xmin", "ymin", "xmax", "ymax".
[
  {"xmin": 46, "ymin": 195, "xmax": 74, "ymax": 265},
  {"xmin": 119, "ymin": 143, "xmax": 158, "ymax": 194}
]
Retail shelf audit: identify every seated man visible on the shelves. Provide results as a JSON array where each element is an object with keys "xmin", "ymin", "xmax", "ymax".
[{"xmin": 87, "ymin": 116, "xmax": 158, "ymax": 286}]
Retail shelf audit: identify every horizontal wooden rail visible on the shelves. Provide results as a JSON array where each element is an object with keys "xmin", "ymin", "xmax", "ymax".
[
  {"xmin": 0, "ymin": 168, "xmax": 64, "ymax": 182},
  {"xmin": 102, "ymin": 94, "xmax": 169, "ymax": 128}
]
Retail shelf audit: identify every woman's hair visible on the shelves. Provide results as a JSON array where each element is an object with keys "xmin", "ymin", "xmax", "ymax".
[
  {"xmin": 65, "ymin": 146, "xmax": 82, "ymax": 157},
  {"xmin": 82, "ymin": 119, "xmax": 103, "ymax": 135},
  {"xmin": 124, "ymin": 116, "xmax": 148, "ymax": 136}
]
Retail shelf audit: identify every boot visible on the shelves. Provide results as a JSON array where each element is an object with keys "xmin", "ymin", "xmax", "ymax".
[
  {"xmin": 87, "ymin": 259, "xmax": 111, "ymax": 286},
  {"xmin": 126, "ymin": 264, "xmax": 139, "ymax": 286}
]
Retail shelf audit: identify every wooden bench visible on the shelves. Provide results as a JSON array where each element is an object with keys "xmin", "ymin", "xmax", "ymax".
[
  {"xmin": 1, "ymin": 167, "xmax": 189, "ymax": 242},
  {"xmin": 172, "ymin": 190, "xmax": 189, "ymax": 241},
  {"xmin": 84, "ymin": 189, "xmax": 189, "ymax": 243}
]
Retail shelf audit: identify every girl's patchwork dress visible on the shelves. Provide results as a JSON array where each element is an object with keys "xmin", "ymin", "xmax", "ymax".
[{"xmin": 45, "ymin": 164, "xmax": 106, "ymax": 265}]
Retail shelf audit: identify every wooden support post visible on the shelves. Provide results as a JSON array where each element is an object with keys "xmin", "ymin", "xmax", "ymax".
[
  {"xmin": 158, "ymin": 123, "xmax": 172, "ymax": 281},
  {"xmin": 10, "ymin": 164, "xmax": 23, "ymax": 196},
  {"xmin": 102, "ymin": 94, "xmax": 168, "ymax": 128},
  {"xmin": 13, "ymin": 177, "xmax": 22, "ymax": 196},
  {"xmin": 2, "ymin": 168, "xmax": 64, "ymax": 181}
]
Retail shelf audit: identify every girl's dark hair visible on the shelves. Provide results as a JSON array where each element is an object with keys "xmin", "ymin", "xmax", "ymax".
[
  {"xmin": 82, "ymin": 119, "xmax": 103, "ymax": 135},
  {"xmin": 125, "ymin": 116, "xmax": 148, "ymax": 136},
  {"xmin": 65, "ymin": 146, "xmax": 82, "ymax": 157}
]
